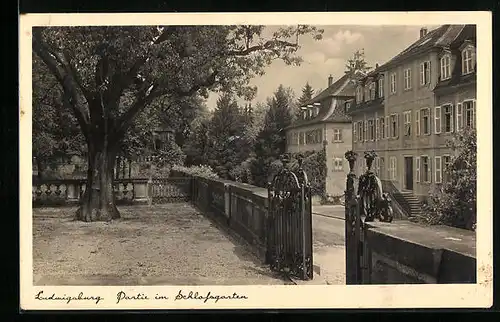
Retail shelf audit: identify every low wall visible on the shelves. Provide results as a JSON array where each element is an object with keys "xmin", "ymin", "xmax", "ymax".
[
  {"xmin": 32, "ymin": 177, "xmax": 191, "ymax": 207},
  {"xmin": 360, "ymin": 221, "xmax": 476, "ymax": 284}
]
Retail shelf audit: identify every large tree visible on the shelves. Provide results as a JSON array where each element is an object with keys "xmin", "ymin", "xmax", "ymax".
[
  {"xmin": 251, "ymin": 85, "xmax": 294, "ymax": 187},
  {"xmin": 32, "ymin": 25, "xmax": 323, "ymax": 221}
]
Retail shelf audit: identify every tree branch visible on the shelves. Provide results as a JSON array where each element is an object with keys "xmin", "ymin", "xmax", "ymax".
[
  {"xmin": 227, "ymin": 39, "xmax": 298, "ymax": 56},
  {"xmin": 32, "ymin": 29, "xmax": 91, "ymax": 141}
]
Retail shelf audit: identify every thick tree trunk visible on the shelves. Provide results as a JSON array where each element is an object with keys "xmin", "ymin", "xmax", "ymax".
[{"xmin": 76, "ymin": 146, "xmax": 120, "ymax": 222}]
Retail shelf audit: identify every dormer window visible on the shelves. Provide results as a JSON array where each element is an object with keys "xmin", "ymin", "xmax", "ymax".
[
  {"xmin": 369, "ymin": 82, "xmax": 376, "ymax": 100},
  {"xmin": 461, "ymin": 45, "xmax": 476, "ymax": 75},
  {"xmin": 378, "ymin": 77, "xmax": 384, "ymax": 98},
  {"xmin": 440, "ymin": 53, "xmax": 451, "ymax": 80},
  {"xmin": 356, "ymin": 86, "xmax": 363, "ymax": 103},
  {"xmin": 364, "ymin": 85, "xmax": 370, "ymax": 102}
]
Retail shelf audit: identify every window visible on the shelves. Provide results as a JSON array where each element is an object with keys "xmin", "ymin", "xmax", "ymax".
[
  {"xmin": 420, "ymin": 61, "xmax": 431, "ymax": 85},
  {"xmin": 299, "ymin": 132, "xmax": 305, "ymax": 145},
  {"xmin": 421, "ymin": 108, "xmax": 430, "ymax": 135},
  {"xmin": 374, "ymin": 157, "xmax": 380, "ymax": 175},
  {"xmin": 375, "ymin": 118, "xmax": 380, "ymax": 140},
  {"xmin": 462, "ymin": 46, "xmax": 476, "ymax": 75},
  {"xmin": 415, "ymin": 157, "xmax": 420, "ymax": 183},
  {"xmin": 369, "ymin": 82, "xmax": 376, "ymax": 100},
  {"xmin": 378, "ymin": 77, "xmax": 384, "ymax": 98},
  {"xmin": 345, "ymin": 101, "xmax": 351, "ymax": 111},
  {"xmin": 333, "ymin": 128, "xmax": 342, "ymax": 142},
  {"xmin": 443, "ymin": 155, "xmax": 452, "ymax": 183},
  {"xmin": 390, "ymin": 73, "xmax": 397, "ymax": 93},
  {"xmin": 434, "ymin": 106, "xmax": 442, "ymax": 134},
  {"xmin": 389, "ymin": 156, "xmax": 397, "ymax": 181},
  {"xmin": 404, "ymin": 68, "xmax": 412, "ymax": 90},
  {"xmin": 421, "ymin": 156, "xmax": 431, "ymax": 183},
  {"xmin": 356, "ymin": 86, "xmax": 363, "ymax": 103},
  {"xmin": 353, "ymin": 124, "xmax": 357, "ymax": 143},
  {"xmin": 415, "ymin": 110, "xmax": 421, "ymax": 136},
  {"xmin": 435, "ymin": 156, "xmax": 442, "ymax": 184},
  {"xmin": 403, "ymin": 111, "xmax": 411, "ymax": 137},
  {"xmin": 464, "ymin": 100, "xmax": 476, "ymax": 128},
  {"xmin": 456, "ymin": 103, "xmax": 463, "ymax": 131},
  {"xmin": 379, "ymin": 117, "xmax": 385, "ymax": 139},
  {"xmin": 333, "ymin": 158, "xmax": 343, "ymax": 172},
  {"xmin": 390, "ymin": 114, "xmax": 398, "ymax": 138},
  {"xmin": 443, "ymin": 104, "xmax": 454, "ymax": 133},
  {"xmin": 440, "ymin": 54, "xmax": 451, "ymax": 80},
  {"xmin": 368, "ymin": 119, "xmax": 375, "ymax": 141},
  {"xmin": 364, "ymin": 86, "xmax": 370, "ymax": 102}
]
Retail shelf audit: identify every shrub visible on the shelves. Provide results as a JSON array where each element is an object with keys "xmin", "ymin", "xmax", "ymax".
[
  {"xmin": 171, "ymin": 164, "xmax": 219, "ymax": 179},
  {"xmin": 424, "ymin": 128, "xmax": 476, "ymax": 231}
]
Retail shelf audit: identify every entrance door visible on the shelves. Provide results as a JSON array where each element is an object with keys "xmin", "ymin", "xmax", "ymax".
[{"xmin": 404, "ymin": 157, "xmax": 413, "ymax": 190}]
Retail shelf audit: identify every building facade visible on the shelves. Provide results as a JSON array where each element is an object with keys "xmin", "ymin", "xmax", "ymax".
[
  {"xmin": 285, "ymin": 73, "xmax": 359, "ymax": 197},
  {"xmin": 348, "ymin": 25, "xmax": 476, "ymax": 204}
]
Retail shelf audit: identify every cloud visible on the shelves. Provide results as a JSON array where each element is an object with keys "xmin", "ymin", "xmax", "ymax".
[{"xmin": 206, "ymin": 25, "xmax": 430, "ymax": 110}]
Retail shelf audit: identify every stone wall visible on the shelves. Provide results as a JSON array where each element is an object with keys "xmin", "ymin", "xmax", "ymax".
[{"xmin": 361, "ymin": 221, "xmax": 476, "ymax": 284}]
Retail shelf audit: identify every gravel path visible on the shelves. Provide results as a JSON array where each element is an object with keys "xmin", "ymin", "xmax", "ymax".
[{"xmin": 33, "ymin": 204, "xmax": 291, "ymax": 286}]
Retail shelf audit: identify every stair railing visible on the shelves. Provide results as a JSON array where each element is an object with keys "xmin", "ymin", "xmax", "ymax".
[{"xmin": 380, "ymin": 179, "xmax": 411, "ymax": 219}]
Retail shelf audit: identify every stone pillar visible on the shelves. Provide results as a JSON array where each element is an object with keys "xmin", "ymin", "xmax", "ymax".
[
  {"xmin": 224, "ymin": 183, "xmax": 231, "ymax": 223},
  {"xmin": 133, "ymin": 181, "xmax": 149, "ymax": 204},
  {"xmin": 66, "ymin": 182, "xmax": 80, "ymax": 204}
]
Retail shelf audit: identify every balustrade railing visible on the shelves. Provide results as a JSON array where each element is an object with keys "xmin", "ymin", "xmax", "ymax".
[{"xmin": 32, "ymin": 177, "xmax": 190, "ymax": 207}]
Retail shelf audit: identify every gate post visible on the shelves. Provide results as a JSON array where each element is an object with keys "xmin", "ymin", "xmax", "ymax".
[{"xmin": 345, "ymin": 150, "xmax": 358, "ymax": 285}]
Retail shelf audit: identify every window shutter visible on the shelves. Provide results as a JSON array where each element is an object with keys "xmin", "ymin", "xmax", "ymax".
[
  {"xmin": 472, "ymin": 99, "xmax": 476, "ymax": 128},
  {"xmin": 427, "ymin": 61, "xmax": 431, "ymax": 84},
  {"xmin": 420, "ymin": 63, "xmax": 424, "ymax": 85},
  {"xmin": 364, "ymin": 120, "xmax": 368, "ymax": 142},
  {"xmin": 427, "ymin": 157, "xmax": 432, "ymax": 183},
  {"xmin": 456, "ymin": 103, "xmax": 463, "ymax": 131},
  {"xmin": 435, "ymin": 106, "xmax": 442, "ymax": 134},
  {"xmin": 385, "ymin": 116, "xmax": 389, "ymax": 139},
  {"xmin": 396, "ymin": 114, "xmax": 400, "ymax": 138},
  {"xmin": 450, "ymin": 104, "xmax": 454, "ymax": 132},
  {"xmin": 375, "ymin": 118, "xmax": 379, "ymax": 141},
  {"xmin": 415, "ymin": 157, "xmax": 420, "ymax": 183},
  {"xmin": 435, "ymin": 156, "xmax": 442, "ymax": 184},
  {"xmin": 416, "ymin": 110, "xmax": 421, "ymax": 136}
]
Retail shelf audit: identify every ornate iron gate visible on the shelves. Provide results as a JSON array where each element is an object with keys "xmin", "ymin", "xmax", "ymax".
[
  {"xmin": 266, "ymin": 154, "xmax": 313, "ymax": 280},
  {"xmin": 344, "ymin": 150, "xmax": 394, "ymax": 284}
]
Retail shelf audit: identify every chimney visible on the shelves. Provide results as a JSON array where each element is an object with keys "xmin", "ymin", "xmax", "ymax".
[
  {"xmin": 328, "ymin": 74, "xmax": 333, "ymax": 87},
  {"xmin": 420, "ymin": 27, "xmax": 428, "ymax": 39},
  {"xmin": 375, "ymin": 63, "xmax": 379, "ymax": 69}
]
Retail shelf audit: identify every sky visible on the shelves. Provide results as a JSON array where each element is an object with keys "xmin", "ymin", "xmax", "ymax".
[{"xmin": 206, "ymin": 24, "xmax": 438, "ymax": 109}]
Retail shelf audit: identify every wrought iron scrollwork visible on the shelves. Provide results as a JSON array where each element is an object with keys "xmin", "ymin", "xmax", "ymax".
[
  {"xmin": 266, "ymin": 153, "xmax": 313, "ymax": 281},
  {"xmin": 345, "ymin": 150, "xmax": 394, "ymax": 224}
]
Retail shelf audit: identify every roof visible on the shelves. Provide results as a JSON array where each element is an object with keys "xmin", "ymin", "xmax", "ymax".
[
  {"xmin": 377, "ymin": 25, "xmax": 466, "ymax": 70},
  {"xmin": 298, "ymin": 73, "xmax": 364, "ymax": 105},
  {"xmin": 286, "ymin": 73, "xmax": 357, "ymax": 130}
]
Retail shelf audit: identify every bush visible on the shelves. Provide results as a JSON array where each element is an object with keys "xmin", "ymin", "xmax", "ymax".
[
  {"xmin": 423, "ymin": 128, "xmax": 476, "ymax": 231},
  {"xmin": 171, "ymin": 164, "xmax": 219, "ymax": 179}
]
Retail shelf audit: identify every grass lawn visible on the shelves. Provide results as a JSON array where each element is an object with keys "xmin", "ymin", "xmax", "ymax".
[{"xmin": 33, "ymin": 203, "xmax": 291, "ymax": 286}]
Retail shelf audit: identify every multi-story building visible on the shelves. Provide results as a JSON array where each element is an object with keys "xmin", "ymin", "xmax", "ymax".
[
  {"xmin": 285, "ymin": 72, "xmax": 359, "ymax": 197},
  {"xmin": 347, "ymin": 25, "xmax": 476, "ymax": 215}
]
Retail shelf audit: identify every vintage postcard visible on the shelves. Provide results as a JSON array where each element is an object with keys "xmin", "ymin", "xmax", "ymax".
[{"xmin": 20, "ymin": 12, "xmax": 493, "ymax": 310}]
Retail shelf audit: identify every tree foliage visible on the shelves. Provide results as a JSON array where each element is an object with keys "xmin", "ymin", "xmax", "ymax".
[
  {"xmin": 345, "ymin": 49, "xmax": 372, "ymax": 75},
  {"xmin": 32, "ymin": 24, "xmax": 323, "ymax": 221},
  {"xmin": 294, "ymin": 82, "xmax": 315, "ymax": 120},
  {"xmin": 426, "ymin": 128, "xmax": 477, "ymax": 230},
  {"xmin": 251, "ymin": 85, "xmax": 294, "ymax": 187}
]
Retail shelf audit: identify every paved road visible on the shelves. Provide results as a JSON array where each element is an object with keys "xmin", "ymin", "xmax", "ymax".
[{"xmin": 311, "ymin": 209, "xmax": 346, "ymax": 285}]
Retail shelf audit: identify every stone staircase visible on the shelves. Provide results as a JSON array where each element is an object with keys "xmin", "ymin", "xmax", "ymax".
[
  {"xmin": 398, "ymin": 190, "xmax": 424, "ymax": 217},
  {"xmin": 380, "ymin": 180, "xmax": 423, "ymax": 219}
]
